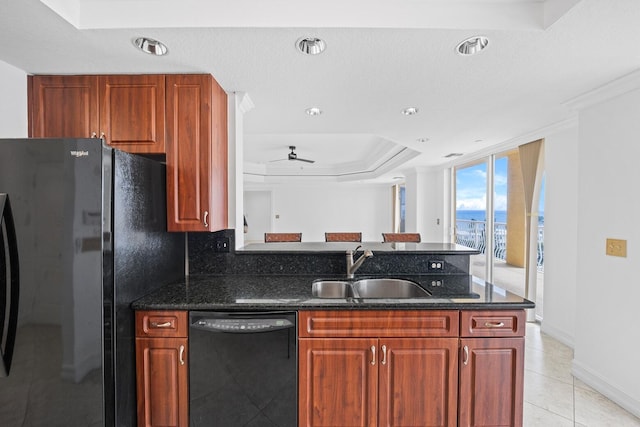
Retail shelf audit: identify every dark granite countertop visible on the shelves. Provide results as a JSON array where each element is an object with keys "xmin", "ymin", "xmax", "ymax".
[
  {"xmin": 237, "ymin": 242, "xmax": 480, "ymax": 254},
  {"xmin": 132, "ymin": 274, "xmax": 534, "ymax": 311}
]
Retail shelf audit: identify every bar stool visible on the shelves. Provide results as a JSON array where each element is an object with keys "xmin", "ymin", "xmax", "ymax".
[
  {"xmin": 325, "ymin": 232, "xmax": 362, "ymax": 242},
  {"xmin": 264, "ymin": 232, "xmax": 302, "ymax": 242},
  {"xmin": 381, "ymin": 232, "xmax": 421, "ymax": 243}
]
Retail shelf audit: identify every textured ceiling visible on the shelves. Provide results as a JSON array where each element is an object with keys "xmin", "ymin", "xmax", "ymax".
[{"xmin": 1, "ymin": 0, "xmax": 639, "ymax": 183}]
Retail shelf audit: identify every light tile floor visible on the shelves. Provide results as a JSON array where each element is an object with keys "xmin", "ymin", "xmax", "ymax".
[{"xmin": 524, "ymin": 322, "xmax": 640, "ymax": 426}]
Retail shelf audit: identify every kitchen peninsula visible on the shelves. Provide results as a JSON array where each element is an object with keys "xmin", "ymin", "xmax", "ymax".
[{"xmin": 133, "ymin": 230, "xmax": 533, "ymax": 427}]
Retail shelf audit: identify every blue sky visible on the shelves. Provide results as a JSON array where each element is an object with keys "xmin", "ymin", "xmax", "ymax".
[{"xmin": 455, "ymin": 158, "xmax": 545, "ymax": 212}]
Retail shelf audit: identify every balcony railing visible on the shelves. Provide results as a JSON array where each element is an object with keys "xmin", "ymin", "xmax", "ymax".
[{"xmin": 455, "ymin": 220, "xmax": 544, "ymax": 271}]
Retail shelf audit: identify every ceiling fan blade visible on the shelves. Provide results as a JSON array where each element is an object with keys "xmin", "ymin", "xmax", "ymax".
[
  {"xmin": 295, "ymin": 158, "xmax": 315, "ymax": 163},
  {"xmin": 268, "ymin": 158, "xmax": 288, "ymax": 163}
]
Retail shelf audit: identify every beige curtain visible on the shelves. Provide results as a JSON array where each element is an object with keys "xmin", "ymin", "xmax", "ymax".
[{"xmin": 518, "ymin": 139, "xmax": 545, "ymax": 320}]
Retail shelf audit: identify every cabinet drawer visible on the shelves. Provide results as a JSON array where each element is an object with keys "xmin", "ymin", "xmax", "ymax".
[
  {"xmin": 299, "ymin": 310, "xmax": 459, "ymax": 338},
  {"xmin": 135, "ymin": 310, "xmax": 188, "ymax": 338},
  {"xmin": 460, "ymin": 310, "xmax": 525, "ymax": 337}
]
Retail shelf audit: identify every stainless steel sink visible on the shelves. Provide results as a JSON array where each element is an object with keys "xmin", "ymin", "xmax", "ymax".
[
  {"xmin": 312, "ymin": 280, "xmax": 353, "ymax": 298},
  {"xmin": 312, "ymin": 278, "xmax": 430, "ymax": 299},
  {"xmin": 352, "ymin": 278, "xmax": 431, "ymax": 298}
]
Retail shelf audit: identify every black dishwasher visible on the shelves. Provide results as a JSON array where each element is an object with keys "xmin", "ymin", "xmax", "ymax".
[{"xmin": 189, "ymin": 311, "xmax": 297, "ymax": 427}]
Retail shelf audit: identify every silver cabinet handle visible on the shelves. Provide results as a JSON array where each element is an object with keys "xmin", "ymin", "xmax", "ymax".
[
  {"xmin": 203, "ymin": 211, "xmax": 209, "ymax": 228},
  {"xmin": 91, "ymin": 132, "xmax": 97, "ymax": 138},
  {"xmin": 463, "ymin": 345, "xmax": 469, "ymax": 366},
  {"xmin": 370, "ymin": 345, "xmax": 376, "ymax": 365},
  {"xmin": 150, "ymin": 321, "xmax": 172, "ymax": 328},
  {"xmin": 484, "ymin": 321, "xmax": 505, "ymax": 328},
  {"xmin": 381, "ymin": 345, "xmax": 387, "ymax": 365},
  {"xmin": 99, "ymin": 132, "xmax": 105, "ymax": 141},
  {"xmin": 179, "ymin": 345, "xmax": 185, "ymax": 366}
]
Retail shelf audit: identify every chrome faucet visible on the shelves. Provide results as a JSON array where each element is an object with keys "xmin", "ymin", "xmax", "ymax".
[{"xmin": 346, "ymin": 245, "xmax": 374, "ymax": 278}]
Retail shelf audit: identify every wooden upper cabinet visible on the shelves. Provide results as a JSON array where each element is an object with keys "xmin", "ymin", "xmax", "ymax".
[
  {"xmin": 28, "ymin": 74, "xmax": 166, "ymax": 154},
  {"xmin": 165, "ymin": 74, "xmax": 228, "ymax": 232},
  {"xmin": 28, "ymin": 75, "xmax": 99, "ymax": 139},
  {"xmin": 100, "ymin": 75, "xmax": 165, "ymax": 154}
]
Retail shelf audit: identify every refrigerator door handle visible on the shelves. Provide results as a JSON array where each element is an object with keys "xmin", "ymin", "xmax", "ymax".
[{"xmin": 0, "ymin": 193, "xmax": 20, "ymax": 378}]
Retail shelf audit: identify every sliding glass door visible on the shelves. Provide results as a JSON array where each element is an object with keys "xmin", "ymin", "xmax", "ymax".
[{"xmin": 454, "ymin": 145, "xmax": 545, "ymax": 319}]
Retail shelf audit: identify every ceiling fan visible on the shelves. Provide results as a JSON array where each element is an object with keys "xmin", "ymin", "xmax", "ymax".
[{"xmin": 270, "ymin": 146, "xmax": 315, "ymax": 164}]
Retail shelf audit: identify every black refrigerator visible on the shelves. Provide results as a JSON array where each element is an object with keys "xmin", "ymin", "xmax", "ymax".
[{"xmin": 0, "ymin": 138, "xmax": 185, "ymax": 426}]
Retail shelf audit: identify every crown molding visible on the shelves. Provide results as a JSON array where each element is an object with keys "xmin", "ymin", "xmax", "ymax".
[
  {"xmin": 564, "ymin": 69, "xmax": 640, "ymax": 111},
  {"xmin": 441, "ymin": 116, "xmax": 578, "ymax": 170}
]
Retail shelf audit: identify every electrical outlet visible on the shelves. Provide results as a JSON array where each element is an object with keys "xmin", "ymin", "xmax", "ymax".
[
  {"xmin": 214, "ymin": 237, "xmax": 230, "ymax": 253},
  {"xmin": 606, "ymin": 238, "xmax": 626, "ymax": 257},
  {"xmin": 428, "ymin": 260, "xmax": 445, "ymax": 271}
]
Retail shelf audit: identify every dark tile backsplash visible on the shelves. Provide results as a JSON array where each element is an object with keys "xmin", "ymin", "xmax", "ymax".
[{"xmin": 188, "ymin": 231, "xmax": 470, "ymax": 276}]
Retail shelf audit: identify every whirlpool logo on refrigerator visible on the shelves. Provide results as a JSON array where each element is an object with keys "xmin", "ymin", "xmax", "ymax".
[{"xmin": 70, "ymin": 150, "xmax": 89, "ymax": 158}]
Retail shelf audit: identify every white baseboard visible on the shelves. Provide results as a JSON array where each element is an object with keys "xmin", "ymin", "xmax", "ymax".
[
  {"xmin": 540, "ymin": 322, "xmax": 575, "ymax": 349},
  {"xmin": 572, "ymin": 360, "xmax": 640, "ymax": 419}
]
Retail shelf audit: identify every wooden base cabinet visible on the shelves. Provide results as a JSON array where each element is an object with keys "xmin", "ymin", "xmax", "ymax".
[
  {"xmin": 458, "ymin": 310, "xmax": 526, "ymax": 427},
  {"xmin": 379, "ymin": 338, "xmax": 459, "ymax": 427},
  {"xmin": 299, "ymin": 338, "xmax": 378, "ymax": 427},
  {"xmin": 135, "ymin": 311, "xmax": 188, "ymax": 427},
  {"xmin": 298, "ymin": 310, "xmax": 459, "ymax": 427},
  {"xmin": 458, "ymin": 337, "xmax": 524, "ymax": 427}
]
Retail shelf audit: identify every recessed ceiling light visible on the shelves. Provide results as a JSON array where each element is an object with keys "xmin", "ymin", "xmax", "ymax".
[
  {"xmin": 416, "ymin": 138, "xmax": 430, "ymax": 143},
  {"xmin": 296, "ymin": 37, "xmax": 326, "ymax": 55},
  {"xmin": 305, "ymin": 107, "xmax": 322, "ymax": 116},
  {"xmin": 456, "ymin": 36, "xmax": 489, "ymax": 56},
  {"xmin": 402, "ymin": 107, "xmax": 419, "ymax": 116},
  {"xmin": 133, "ymin": 37, "xmax": 168, "ymax": 56}
]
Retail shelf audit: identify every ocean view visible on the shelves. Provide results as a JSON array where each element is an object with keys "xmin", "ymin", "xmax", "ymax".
[{"xmin": 456, "ymin": 210, "xmax": 545, "ymax": 224}]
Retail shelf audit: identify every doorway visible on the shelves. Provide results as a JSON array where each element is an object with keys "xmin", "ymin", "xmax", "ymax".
[{"xmin": 243, "ymin": 190, "xmax": 273, "ymax": 244}]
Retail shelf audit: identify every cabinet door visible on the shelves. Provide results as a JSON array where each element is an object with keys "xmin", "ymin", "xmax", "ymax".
[
  {"xmin": 379, "ymin": 338, "xmax": 458, "ymax": 427},
  {"xmin": 299, "ymin": 338, "xmax": 378, "ymax": 427},
  {"xmin": 99, "ymin": 75, "xmax": 166, "ymax": 153},
  {"xmin": 165, "ymin": 74, "xmax": 228, "ymax": 232},
  {"xmin": 28, "ymin": 75, "xmax": 99, "ymax": 138},
  {"xmin": 459, "ymin": 337, "xmax": 524, "ymax": 427},
  {"xmin": 135, "ymin": 337, "xmax": 188, "ymax": 427}
]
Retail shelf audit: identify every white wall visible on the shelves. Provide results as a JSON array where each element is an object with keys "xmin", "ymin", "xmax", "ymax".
[
  {"xmin": 540, "ymin": 125, "xmax": 579, "ymax": 346},
  {"xmin": 244, "ymin": 183, "xmax": 392, "ymax": 242},
  {"xmin": 571, "ymin": 87, "xmax": 640, "ymax": 417},
  {"xmin": 405, "ymin": 168, "xmax": 449, "ymax": 242},
  {"xmin": 0, "ymin": 60, "xmax": 27, "ymax": 137}
]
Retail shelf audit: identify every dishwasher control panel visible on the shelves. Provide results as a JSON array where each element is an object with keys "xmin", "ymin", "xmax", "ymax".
[{"xmin": 193, "ymin": 317, "xmax": 294, "ymax": 333}]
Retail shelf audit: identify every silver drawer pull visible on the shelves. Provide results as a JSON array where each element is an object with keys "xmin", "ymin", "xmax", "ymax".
[
  {"xmin": 203, "ymin": 211, "xmax": 209, "ymax": 228},
  {"xmin": 463, "ymin": 345, "xmax": 469, "ymax": 365},
  {"xmin": 150, "ymin": 321, "xmax": 172, "ymax": 328},
  {"xmin": 484, "ymin": 321, "xmax": 505, "ymax": 328},
  {"xmin": 370, "ymin": 345, "xmax": 376, "ymax": 365},
  {"xmin": 381, "ymin": 345, "xmax": 387, "ymax": 365},
  {"xmin": 179, "ymin": 345, "xmax": 185, "ymax": 365}
]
